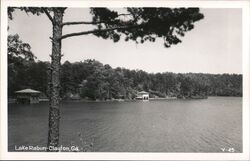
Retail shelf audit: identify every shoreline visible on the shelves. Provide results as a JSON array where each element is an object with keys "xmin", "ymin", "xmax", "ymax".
[{"xmin": 8, "ymin": 95, "xmax": 243, "ymax": 104}]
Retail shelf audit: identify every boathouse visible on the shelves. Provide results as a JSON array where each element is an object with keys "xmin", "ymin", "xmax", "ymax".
[
  {"xmin": 15, "ymin": 89, "xmax": 41, "ymax": 104},
  {"xmin": 136, "ymin": 91, "xmax": 149, "ymax": 100}
]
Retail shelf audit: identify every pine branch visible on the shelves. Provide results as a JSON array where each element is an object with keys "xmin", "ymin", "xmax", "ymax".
[
  {"xmin": 61, "ymin": 21, "xmax": 102, "ymax": 26},
  {"xmin": 62, "ymin": 14, "xmax": 132, "ymax": 27},
  {"xmin": 41, "ymin": 8, "xmax": 54, "ymax": 24},
  {"xmin": 60, "ymin": 24, "xmax": 143, "ymax": 40},
  {"xmin": 118, "ymin": 13, "xmax": 131, "ymax": 16}
]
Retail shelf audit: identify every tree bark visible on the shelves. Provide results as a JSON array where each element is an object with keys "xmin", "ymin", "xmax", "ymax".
[{"xmin": 47, "ymin": 8, "xmax": 65, "ymax": 151}]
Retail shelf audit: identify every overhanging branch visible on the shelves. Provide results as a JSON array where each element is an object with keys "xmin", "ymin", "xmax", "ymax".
[
  {"xmin": 118, "ymin": 13, "xmax": 131, "ymax": 16},
  {"xmin": 60, "ymin": 27, "xmax": 123, "ymax": 40},
  {"xmin": 60, "ymin": 24, "xmax": 143, "ymax": 40},
  {"xmin": 62, "ymin": 21, "xmax": 102, "ymax": 26},
  {"xmin": 62, "ymin": 14, "xmax": 132, "ymax": 27}
]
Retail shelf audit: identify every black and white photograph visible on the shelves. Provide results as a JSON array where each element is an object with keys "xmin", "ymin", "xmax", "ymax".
[{"xmin": 1, "ymin": 0, "xmax": 250, "ymax": 160}]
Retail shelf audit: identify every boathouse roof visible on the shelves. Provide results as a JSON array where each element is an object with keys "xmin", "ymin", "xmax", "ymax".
[
  {"xmin": 15, "ymin": 88, "xmax": 41, "ymax": 94},
  {"xmin": 138, "ymin": 91, "xmax": 149, "ymax": 94}
]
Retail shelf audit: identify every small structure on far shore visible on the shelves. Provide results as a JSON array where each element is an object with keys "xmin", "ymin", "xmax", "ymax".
[
  {"xmin": 15, "ymin": 88, "xmax": 41, "ymax": 104},
  {"xmin": 135, "ymin": 91, "xmax": 149, "ymax": 100}
]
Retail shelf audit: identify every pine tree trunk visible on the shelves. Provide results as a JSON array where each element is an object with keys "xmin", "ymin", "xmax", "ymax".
[{"xmin": 47, "ymin": 8, "xmax": 65, "ymax": 151}]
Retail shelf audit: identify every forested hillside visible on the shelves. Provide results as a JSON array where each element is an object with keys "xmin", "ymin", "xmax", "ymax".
[{"xmin": 8, "ymin": 59, "xmax": 242, "ymax": 100}]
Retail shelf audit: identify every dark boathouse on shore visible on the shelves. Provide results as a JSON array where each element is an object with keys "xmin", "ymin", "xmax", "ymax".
[{"xmin": 15, "ymin": 89, "xmax": 41, "ymax": 104}]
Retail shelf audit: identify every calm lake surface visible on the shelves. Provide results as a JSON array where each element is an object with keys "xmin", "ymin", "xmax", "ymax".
[{"xmin": 8, "ymin": 97, "xmax": 242, "ymax": 152}]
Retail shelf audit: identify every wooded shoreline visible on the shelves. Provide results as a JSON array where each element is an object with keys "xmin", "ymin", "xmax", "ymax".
[{"xmin": 8, "ymin": 59, "xmax": 242, "ymax": 101}]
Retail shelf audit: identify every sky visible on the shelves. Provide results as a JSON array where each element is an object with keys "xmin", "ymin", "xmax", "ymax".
[{"xmin": 8, "ymin": 8, "xmax": 242, "ymax": 74}]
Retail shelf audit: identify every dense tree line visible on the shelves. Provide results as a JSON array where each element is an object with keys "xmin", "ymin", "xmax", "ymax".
[{"xmin": 8, "ymin": 58, "xmax": 242, "ymax": 99}]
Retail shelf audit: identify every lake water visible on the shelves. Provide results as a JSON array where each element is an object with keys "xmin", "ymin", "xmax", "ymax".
[{"xmin": 8, "ymin": 97, "xmax": 242, "ymax": 152}]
